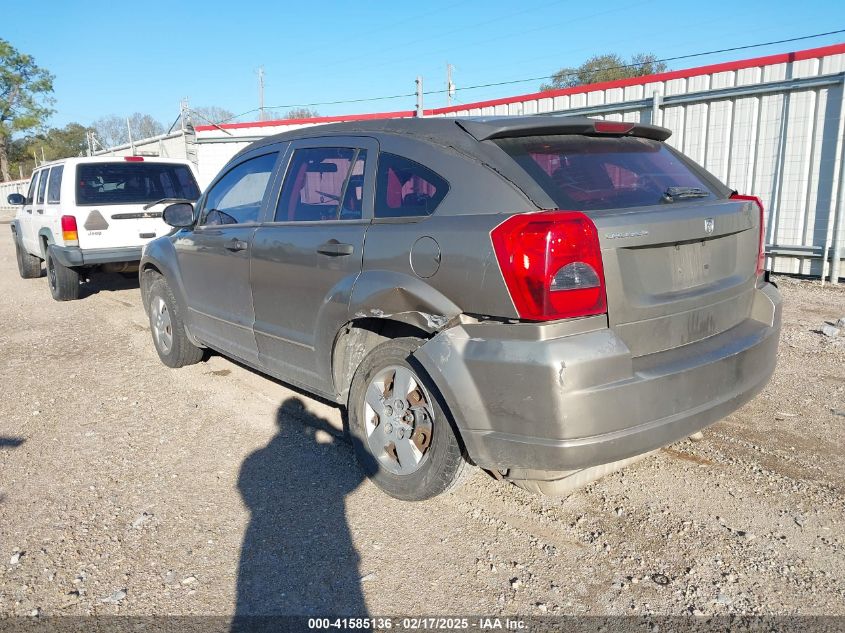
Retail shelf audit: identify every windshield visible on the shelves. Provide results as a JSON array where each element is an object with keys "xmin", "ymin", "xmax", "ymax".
[
  {"xmin": 75, "ymin": 162, "xmax": 200, "ymax": 206},
  {"xmin": 496, "ymin": 135, "xmax": 715, "ymax": 211}
]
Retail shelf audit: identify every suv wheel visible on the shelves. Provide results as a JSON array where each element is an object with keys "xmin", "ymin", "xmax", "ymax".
[
  {"xmin": 14, "ymin": 234, "xmax": 42, "ymax": 279},
  {"xmin": 147, "ymin": 277, "xmax": 203, "ymax": 368},
  {"xmin": 46, "ymin": 246, "xmax": 80, "ymax": 301},
  {"xmin": 348, "ymin": 337, "xmax": 472, "ymax": 501}
]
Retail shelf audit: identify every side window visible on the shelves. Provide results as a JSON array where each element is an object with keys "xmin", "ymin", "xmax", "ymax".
[
  {"xmin": 47, "ymin": 165, "xmax": 64, "ymax": 204},
  {"xmin": 374, "ymin": 153, "xmax": 449, "ymax": 218},
  {"xmin": 275, "ymin": 147, "xmax": 363, "ymax": 222},
  {"xmin": 199, "ymin": 153, "xmax": 278, "ymax": 226},
  {"xmin": 36, "ymin": 168, "xmax": 50, "ymax": 205},
  {"xmin": 25, "ymin": 172, "xmax": 39, "ymax": 204},
  {"xmin": 341, "ymin": 150, "xmax": 366, "ymax": 220}
]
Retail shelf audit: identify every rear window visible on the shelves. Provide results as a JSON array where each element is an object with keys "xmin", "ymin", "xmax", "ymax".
[
  {"xmin": 75, "ymin": 162, "xmax": 200, "ymax": 206},
  {"xmin": 496, "ymin": 135, "xmax": 715, "ymax": 211}
]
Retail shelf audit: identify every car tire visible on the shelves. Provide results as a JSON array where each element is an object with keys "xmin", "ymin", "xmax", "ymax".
[
  {"xmin": 46, "ymin": 246, "xmax": 80, "ymax": 301},
  {"xmin": 14, "ymin": 234, "xmax": 42, "ymax": 279},
  {"xmin": 147, "ymin": 276, "xmax": 203, "ymax": 368},
  {"xmin": 347, "ymin": 337, "xmax": 472, "ymax": 501}
]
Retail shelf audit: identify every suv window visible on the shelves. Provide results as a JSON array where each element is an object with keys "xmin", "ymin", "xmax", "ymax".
[
  {"xmin": 76, "ymin": 162, "xmax": 200, "ymax": 206},
  {"xmin": 275, "ymin": 147, "xmax": 366, "ymax": 222},
  {"xmin": 496, "ymin": 135, "xmax": 715, "ymax": 211},
  {"xmin": 36, "ymin": 169, "xmax": 49, "ymax": 204},
  {"xmin": 25, "ymin": 172, "xmax": 39, "ymax": 204},
  {"xmin": 200, "ymin": 152, "xmax": 278, "ymax": 226},
  {"xmin": 375, "ymin": 153, "xmax": 448, "ymax": 218},
  {"xmin": 47, "ymin": 165, "xmax": 63, "ymax": 203}
]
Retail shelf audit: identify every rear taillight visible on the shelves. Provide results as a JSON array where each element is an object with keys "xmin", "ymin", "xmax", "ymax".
[
  {"xmin": 731, "ymin": 193, "xmax": 765, "ymax": 276},
  {"xmin": 491, "ymin": 210, "xmax": 606, "ymax": 321},
  {"xmin": 124, "ymin": 156, "xmax": 144, "ymax": 162},
  {"xmin": 61, "ymin": 215, "xmax": 79, "ymax": 246}
]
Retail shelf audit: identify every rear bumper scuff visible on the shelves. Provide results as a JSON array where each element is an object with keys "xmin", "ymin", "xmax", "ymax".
[{"xmin": 413, "ymin": 283, "xmax": 781, "ymax": 471}]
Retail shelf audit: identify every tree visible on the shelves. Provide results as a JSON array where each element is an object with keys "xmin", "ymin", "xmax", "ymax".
[
  {"xmin": 128, "ymin": 112, "xmax": 164, "ymax": 139},
  {"xmin": 91, "ymin": 115, "xmax": 128, "ymax": 148},
  {"xmin": 540, "ymin": 53, "xmax": 668, "ymax": 91},
  {"xmin": 91, "ymin": 112, "xmax": 165, "ymax": 149},
  {"xmin": 8, "ymin": 122, "xmax": 90, "ymax": 179},
  {"xmin": 285, "ymin": 107, "xmax": 320, "ymax": 120},
  {"xmin": 192, "ymin": 105, "xmax": 234, "ymax": 125},
  {"xmin": 0, "ymin": 38, "xmax": 54, "ymax": 181}
]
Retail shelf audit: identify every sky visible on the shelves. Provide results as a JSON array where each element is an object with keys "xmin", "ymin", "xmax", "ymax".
[{"xmin": 3, "ymin": 0, "xmax": 845, "ymax": 130}]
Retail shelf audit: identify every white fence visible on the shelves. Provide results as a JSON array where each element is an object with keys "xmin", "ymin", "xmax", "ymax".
[{"xmin": 0, "ymin": 179, "xmax": 27, "ymax": 213}]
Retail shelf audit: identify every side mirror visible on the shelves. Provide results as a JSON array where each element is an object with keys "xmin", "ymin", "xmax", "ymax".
[
  {"xmin": 162, "ymin": 202, "xmax": 195, "ymax": 228},
  {"xmin": 7, "ymin": 193, "xmax": 25, "ymax": 206}
]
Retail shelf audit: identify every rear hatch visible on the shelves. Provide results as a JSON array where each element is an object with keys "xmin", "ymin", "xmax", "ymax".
[
  {"xmin": 73, "ymin": 160, "xmax": 200, "ymax": 250},
  {"xmin": 494, "ymin": 132, "xmax": 760, "ymax": 357}
]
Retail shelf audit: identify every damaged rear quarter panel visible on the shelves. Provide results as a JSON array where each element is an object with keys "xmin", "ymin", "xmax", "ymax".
[
  {"xmin": 348, "ymin": 270, "xmax": 462, "ymax": 333},
  {"xmin": 360, "ymin": 214, "xmax": 521, "ymax": 320}
]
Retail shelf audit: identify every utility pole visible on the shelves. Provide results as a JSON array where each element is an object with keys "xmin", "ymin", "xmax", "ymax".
[
  {"xmin": 416, "ymin": 76, "xmax": 424, "ymax": 118},
  {"xmin": 86, "ymin": 131, "xmax": 93, "ymax": 156},
  {"xmin": 447, "ymin": 63, "xmax": 455, "ymax": 107},
  {"xmin": 258, "ymin": 66, "xmax": 265, "ymax": 121},
  {"xmin": 180, "ymin": 97, "xmax": 192, "ymax": 130},
  {"xmin": 127, "ymin": 118, "xmax": 135, "ymax": 155}
]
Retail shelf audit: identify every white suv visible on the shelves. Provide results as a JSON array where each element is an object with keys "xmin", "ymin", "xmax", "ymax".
[{"xmin": 8, "ymin": 156, "xmax": 200, "ymax": 300}]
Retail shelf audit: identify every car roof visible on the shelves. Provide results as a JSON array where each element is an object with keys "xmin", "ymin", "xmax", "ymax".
[
  {"xmin": 234, "ymin": 116, "xmax": 673, "ymax": 209},
  {"xmin": 245, "ymin": 115, "xmax": 671, "ymax": 153}
]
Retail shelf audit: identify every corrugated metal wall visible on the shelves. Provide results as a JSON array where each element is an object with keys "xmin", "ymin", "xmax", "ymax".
[{"xmin": 431, "ymin": 48, "xmax": 845, "ymax": 277}]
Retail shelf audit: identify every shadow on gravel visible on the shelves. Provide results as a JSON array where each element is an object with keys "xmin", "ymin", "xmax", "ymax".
[
  {"xmin": 0, "ymin": 436, "xmax": 25, "ymax": 448},
  {"xmin": 79, "ymin": 272, "xmax": 139, "ymax": 300},
  {"xmin": 233, "ymin": 397, "xmax": 369, "ymax": 628}
]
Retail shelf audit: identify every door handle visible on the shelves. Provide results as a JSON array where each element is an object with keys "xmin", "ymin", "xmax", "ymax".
[
  {"xmin": 225, "ymin": 238, "xmax": 249, "ymax": 252},
  {"xmin": 36, "ymin": 209, "xmax": 44, "ymax": 214},
  {"xmin": 317, "ymin": 240, "xmax": 354, "ymax": 256}
]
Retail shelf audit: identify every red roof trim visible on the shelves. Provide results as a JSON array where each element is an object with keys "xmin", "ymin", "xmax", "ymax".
[
  {"xmin": 195, "ymin": 110, "xmax": 415, "ymax": 132},
  {"xmin": 427, "ymin": 42, "xmax": 845, "ymax": 115},
  {"xmin": 196, "ymin": 42, "xmax": 845, "ymax": 131}
]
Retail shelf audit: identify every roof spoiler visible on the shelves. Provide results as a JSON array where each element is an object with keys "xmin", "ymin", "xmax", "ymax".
[{"xmin": 455, "ymin": 116, "xmax": 672, "ymax": 142}]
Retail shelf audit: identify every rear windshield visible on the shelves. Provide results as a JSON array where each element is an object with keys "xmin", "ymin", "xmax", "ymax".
[
  {"xmin": 496, "ymin": 135, "xmax": 715, "ymax": 211},
  {"xmin": 75, "ymin": 162, "xmax": 200, "ymax": 206}
]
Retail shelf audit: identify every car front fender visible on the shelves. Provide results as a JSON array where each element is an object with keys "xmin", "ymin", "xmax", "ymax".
[{"xmin": 139, "ymin": 236, "xmax": 198, "ymax": 345}]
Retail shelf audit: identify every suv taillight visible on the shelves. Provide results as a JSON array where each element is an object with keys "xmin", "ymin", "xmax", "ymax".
[
  {"xmin": 731, "ymin": 193, "xmax": 765, "ymax": 276},
  {"xmin": 491, "ymin": 210, "xmax": 606, "ymax": 321},
  {"xmin": 61, "ymin": 215, "xmax": 79, "ymax": 246}
]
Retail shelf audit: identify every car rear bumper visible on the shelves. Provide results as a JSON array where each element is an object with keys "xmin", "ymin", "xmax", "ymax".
[
  {"xmin": 50, "ymin": 245, "xmax": 143, "ymax": 267},
  {"xmin": 413, "ymin": 283, "xmax": 781, "ymax": 472}
]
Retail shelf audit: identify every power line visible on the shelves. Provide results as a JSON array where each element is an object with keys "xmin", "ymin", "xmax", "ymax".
[
  {"xmin": 216, "ymin": 91, "xmax": 417, "ymax": 125},
  {"xmin": 210, "ymin": 28, "xmax": 845, "ymax": 125},
  {"xmin": 423, "ymin": 28, "xmax": 845, "ymax": 96}
]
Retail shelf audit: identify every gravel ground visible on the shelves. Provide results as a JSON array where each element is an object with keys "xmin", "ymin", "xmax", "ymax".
[{"xmin": 0, "ymin": 223, "xmax": 843, "ymax": 618}]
